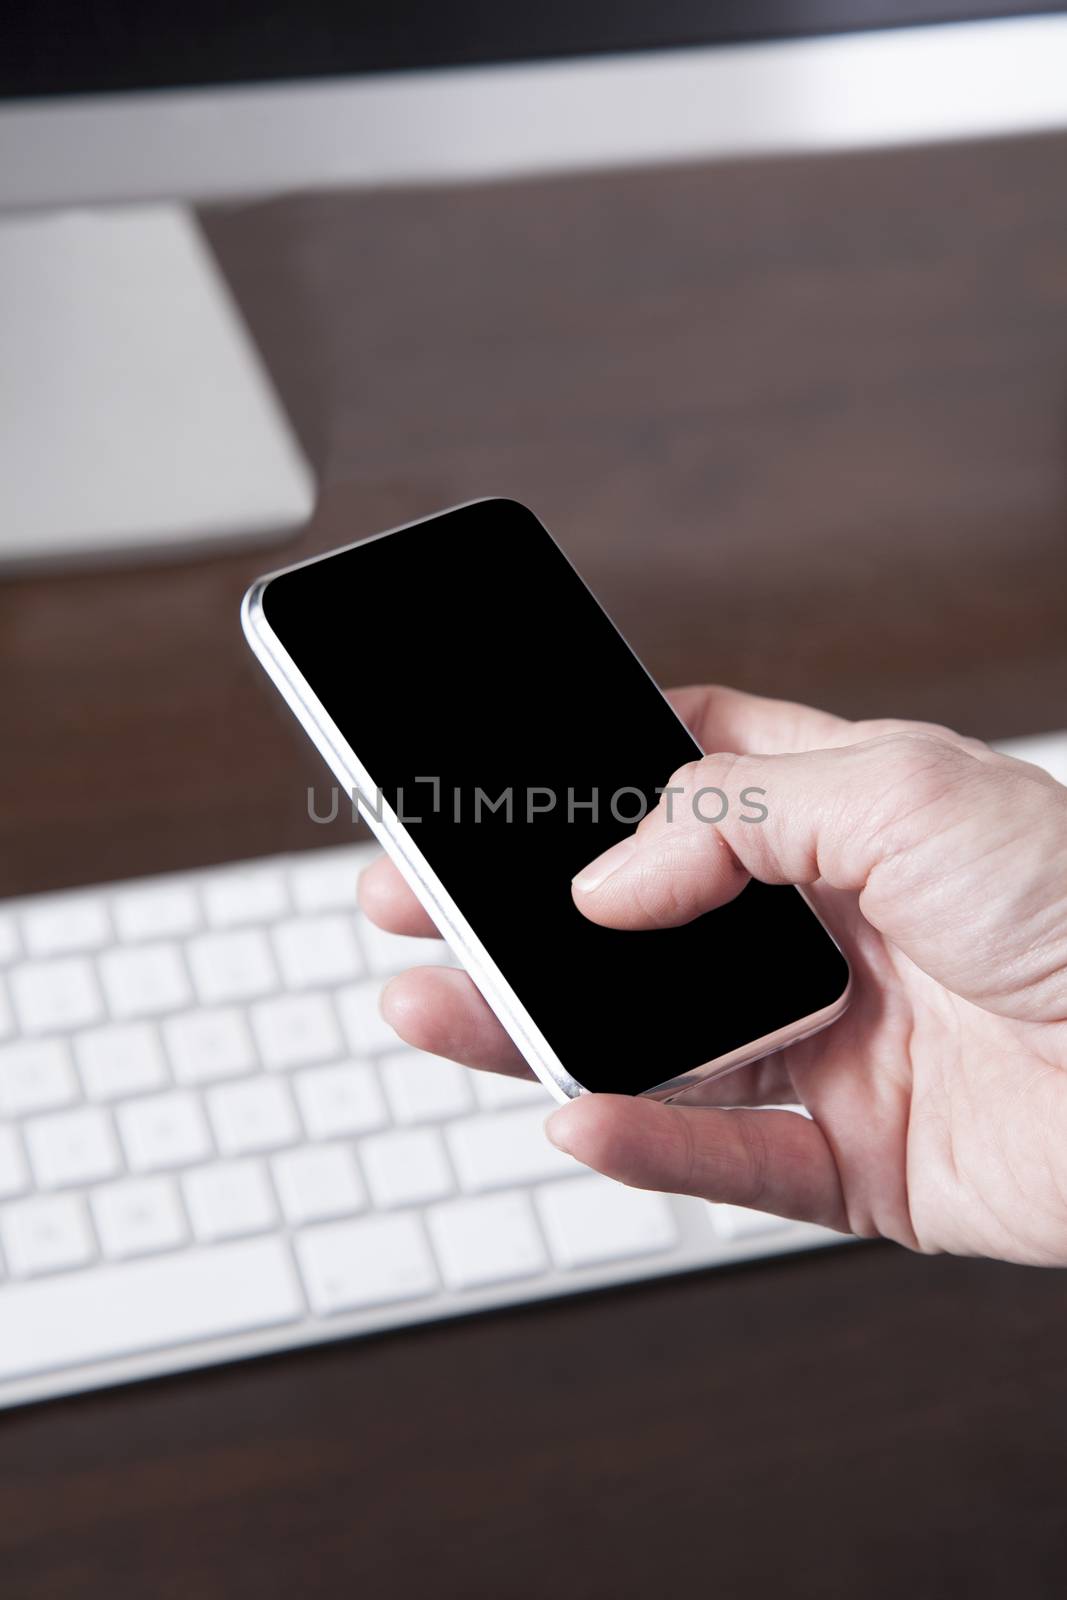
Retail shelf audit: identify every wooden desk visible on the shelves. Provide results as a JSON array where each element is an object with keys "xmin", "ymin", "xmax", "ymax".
[{"xmin": 2, "ymin": 132, "xmax": 1066, "ymax": 1596}]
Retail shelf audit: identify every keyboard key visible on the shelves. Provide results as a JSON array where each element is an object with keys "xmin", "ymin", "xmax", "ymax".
[
  {"xmin": 358, "ymin": 918, "xmax": 450, "ymax": 976},
  {"xmin": 294, "ymin": 1062, "xmax": 386, "ymax": 1139},
  {"xmin": 334, "ymin": 981, "xmax": 397, "ymax": 1056},
  {"xmin": 118, "ymin": 1091, "xmax": 211, "ymax": 1172},
  {"xmin": 446, "ymin": 1108, "xmax": 578, "ymax": 1193},
  {"xmin": 0, "ymin": 1238, "xmax": 303, "ymax": 1382},
  {"xmin": 250, "ymin": 993, "xmax": 342, "ymax": 1070},
  {"xmin": 186, "ymin": 930, "xmax": 277, "ymax": 1004},
  {"xmin": 290, "ymin": 847, "xmax": 376, "ymax": 912},
  {"xmin": 164, "ymin": 1007, "xmax": 255, "ymax": 1085},
  {"xmin": 76, "ymin": 1021, "xmax": 168, "ymax": 1100},
  {"xmin": 379, "ymin": 1049, "xmax": 472, "ymax": 1124},
  {"xmin": 1, "ymin": 1193, "xmax": 95, "ymax": 1277},
  {"xmin": 472, "ymin": 1071, "xmax": 552, "ymax": 1110},
  {"xmin": 536, "ymin": 1176, "xmax": 676, "ymax": 1270},
  {"xmin": 0, "ymin": 1038, "xmax": 78, "ymax": 1116},
  {"xmin": 296, "ymin": 1214, "xmax": 436, "ymax": 1315},
  {"xmin": 0, "ymin": 1125, "xmax": 29, "ymax": 1199},
  {"xmin": 183, "ymin": 1160, "xmax": 276, "ymax": 1242},
  {"xmin": 0, "ymin": 916, "xmax": 20, "ymax": 966},
  {"xmin": 99, "ymin": 943, "xmax": 191, "ymax": 1019},
  {"xmin": 23, "ymin": 896, "xmax": 110, "ymax": 957},
  {"xmin": 91, "ymin": 1176, "xmax": 186, "ymax": 1259},
  {"xmin": 203, "ymin": 868, "xmax": 288, "ymax": 928},
  {"xmin": 207, "ymin": 1078, "xmax": 299, "ymax": 1156},
  {"xmin": 709, "ymin": 1203, "xmax": 790, "ymax": 1241},
  {"xmin": 113, "ymin": 882, "xmax": 200, "ymax": 942},
  {"xmin": 360, "ymin": 1128, "xmax": 454, "ymax": 1209},
  {"xmin": 273, "ymin": 915, "xmax": 363, "ymax": 989},
  {"xmin": 24, "ymin": 1106, "xmax": 120, "ymax": 1189},
  {"xmin": 272, "ymin": 1144, "xmax": 364, "ymax": 1225},
  {"xmin": 10, "ymin": 957, "xmax": 102, "ymax": 1033},
  {"xmin": 428, "ymin": 1193, "xmax": 546, "ymax": 1291}
]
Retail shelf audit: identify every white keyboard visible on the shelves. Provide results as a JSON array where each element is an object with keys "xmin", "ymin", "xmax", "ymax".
[{"xmin": 1, "ymin": 730, "xmax": 1061, "ymax": 1408}]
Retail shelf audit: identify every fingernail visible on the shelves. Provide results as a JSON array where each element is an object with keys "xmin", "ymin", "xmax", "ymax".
[
  {"xmin": 572, "ymin": 835, "xmax": 638, "ymax": 893},
  {"xmin": 545, "ymin": 1103, "xmax": 580, "ymax": 1153},
  {"xmin": 378, "ymin": 975, "xmax": 405, "ymax": 1024}
]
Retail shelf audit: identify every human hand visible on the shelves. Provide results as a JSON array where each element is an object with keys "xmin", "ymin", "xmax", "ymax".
[{"xmin": 359, "ymin": 686, "xmax": 1067, "ymax": 1264}]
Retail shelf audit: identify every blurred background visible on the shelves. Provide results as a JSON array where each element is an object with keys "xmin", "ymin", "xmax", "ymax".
[{"xmin": 2, "ymin": 5, "xmax": 1067, "ymax": 1597}]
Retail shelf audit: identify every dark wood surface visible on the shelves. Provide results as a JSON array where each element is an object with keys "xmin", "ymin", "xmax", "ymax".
[{"xmin": 2, "ymin": 132, "xmax": 1066, "ymax": 1596}]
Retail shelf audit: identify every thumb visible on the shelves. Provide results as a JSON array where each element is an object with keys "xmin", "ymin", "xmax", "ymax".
[{"xmin": 573, "ymin": 731, "xmax": 1067, "ymax": 1022}]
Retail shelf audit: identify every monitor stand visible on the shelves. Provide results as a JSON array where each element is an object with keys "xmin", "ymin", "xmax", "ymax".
[{"xmin": 0, "ymin": 203, "xmax": 314, "ymax": 570}]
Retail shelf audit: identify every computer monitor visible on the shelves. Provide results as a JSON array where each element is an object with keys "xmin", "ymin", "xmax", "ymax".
[{"xmin": 2, "ymin": 4, "xmax": 1065, "ymax": 566}]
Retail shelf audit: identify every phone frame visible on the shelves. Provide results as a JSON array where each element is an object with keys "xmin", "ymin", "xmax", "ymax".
[{"xmin": 242, "ymin": 499, "xmax": 850, "ymax": 1104}]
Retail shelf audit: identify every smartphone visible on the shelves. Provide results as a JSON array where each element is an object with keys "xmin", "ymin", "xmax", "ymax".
[{"xmin": 242, "ymin": 498, "xmax": 849, "ymax": 1103}]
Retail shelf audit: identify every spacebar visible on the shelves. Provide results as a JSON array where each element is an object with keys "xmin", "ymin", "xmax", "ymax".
[{"xmin": 0, "ymin": 1239, "xmax": 304, "ymax": 1382}]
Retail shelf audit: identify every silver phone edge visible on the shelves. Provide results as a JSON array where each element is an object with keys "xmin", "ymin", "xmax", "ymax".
[
  {"xmin": 241, "ymin": 565, "xmax": 582, "ymax": 1106},
  {"xmin": 240, "ymin": 499, "xmax": 851, "ymax": 1104}
]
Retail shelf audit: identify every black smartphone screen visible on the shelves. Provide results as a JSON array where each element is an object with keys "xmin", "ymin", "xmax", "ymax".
[{"xmin": 261, "ymin": 500, "xmax": 848, "ymax": 1095}]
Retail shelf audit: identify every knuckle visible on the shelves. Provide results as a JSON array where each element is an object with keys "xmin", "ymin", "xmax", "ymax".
[
  {"xmin": 736, "ymin": 1114, "xmax": 771, "ymax": 1209},
  {"xmin": 667, "ymin": 752, "xmax": 746, "ymax": 799},
  {"xmin": 861, "ymin": 729, "xmax": 967, "ymax": 803},
  {"xmin": 628, "ymin": 854, "xmax": 700, "ymax": 929},
  {"xmin": 855, "ymin": 716, "xmax": 990, "ymax": 761},
  {"xmin": 666, "ymin": 757, "xmax": 703, "ymax": 794}
]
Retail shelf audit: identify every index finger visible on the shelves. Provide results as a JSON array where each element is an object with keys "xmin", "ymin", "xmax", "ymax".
[
  {"xmin": 358, "ymin": 854, "xmax": 440, "ymax": 937},
  {"xmin": 666, "ymin": 684, "xmax": 850, "ymax": 754}
]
